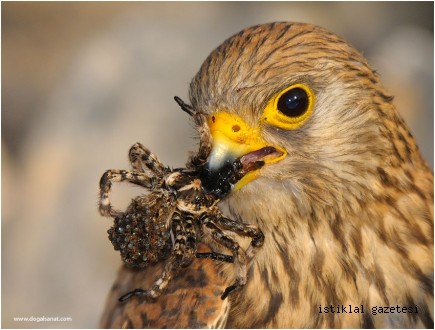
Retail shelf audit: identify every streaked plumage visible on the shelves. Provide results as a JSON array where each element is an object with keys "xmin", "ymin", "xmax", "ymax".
[
  {"xmin": 101, "ymin": 22, "xmax": 433, "ymax": 328},
  {"xmin": 100, "ymin": 244, "xmax": 230, "ymax": 328}
]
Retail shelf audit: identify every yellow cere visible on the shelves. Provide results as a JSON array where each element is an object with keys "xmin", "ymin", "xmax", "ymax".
[
  {"xmin": 207, "ymin": 111, "xmax": 287, "ymax": 190},
  {"xmin": 208, "ymin": 112, "xmax": 266, "ymax": 159},
  {"xmin": 261, "ymin": 83, "xmax": 315, "ymax": 130}
]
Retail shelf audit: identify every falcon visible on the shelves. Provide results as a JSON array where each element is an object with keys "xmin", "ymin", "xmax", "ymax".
[{"xmin": 100, "ymin": 22, "xmax": 433, "ymax": 328}]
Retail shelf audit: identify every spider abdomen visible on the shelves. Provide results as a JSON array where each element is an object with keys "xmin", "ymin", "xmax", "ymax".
[{"xmin": 108, "ymin": 193, "xmax": 174, "ymax": 268}]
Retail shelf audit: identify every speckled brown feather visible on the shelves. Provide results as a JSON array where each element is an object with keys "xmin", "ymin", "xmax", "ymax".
[{"xmin": 100, "ymin": 244, "xmax": 231, "ymax": 328}]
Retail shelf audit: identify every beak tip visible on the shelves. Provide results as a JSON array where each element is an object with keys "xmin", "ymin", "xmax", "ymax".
[{"xmin": 206, "ymin": 140, "xmax": 237, "ymax": 171}]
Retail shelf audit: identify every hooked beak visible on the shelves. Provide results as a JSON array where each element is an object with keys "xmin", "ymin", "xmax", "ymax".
[{"xmin": 206, "ymin": 111, "xmax": 286, "ymax": 190}]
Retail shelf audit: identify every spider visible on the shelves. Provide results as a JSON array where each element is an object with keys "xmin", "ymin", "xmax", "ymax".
[{"xmin": 99, "ymin": 97, "xmax": 266, "ymax": 302}]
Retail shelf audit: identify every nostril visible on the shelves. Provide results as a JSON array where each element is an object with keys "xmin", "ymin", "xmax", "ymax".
[{"xmin": 232, "ymin": 125, "xmax": 241, "ymax": 132}]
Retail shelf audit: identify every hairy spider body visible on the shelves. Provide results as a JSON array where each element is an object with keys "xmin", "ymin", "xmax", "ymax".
[
  {"xmin": 107, "ymin": 191, "xmax": 173, "ymax": 268},
  {"xmin": 99, "ymin": 140, "xmax": 265, "ymax": 302}
]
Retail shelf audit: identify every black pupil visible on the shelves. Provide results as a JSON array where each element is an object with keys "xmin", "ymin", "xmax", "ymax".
[{"xmin": 277, "ymin": 87, "xmax": 308, "ymax": 117}]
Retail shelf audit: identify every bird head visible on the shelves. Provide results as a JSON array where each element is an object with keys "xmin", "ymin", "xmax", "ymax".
[{"xmin": 187, "ymin": 22, "xmax": 416, "ymax": 219}]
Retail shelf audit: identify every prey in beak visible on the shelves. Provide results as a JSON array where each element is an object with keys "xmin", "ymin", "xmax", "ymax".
[
  {"xmin": 174, "ymin": 97, "xmax": 286, "ymax": 196},
  {"xmin": 200, "ymin": 111, "xmax": 286, "ymax": 194}
]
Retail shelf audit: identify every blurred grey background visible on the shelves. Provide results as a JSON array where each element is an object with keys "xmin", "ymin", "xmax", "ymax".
[{"xmin": 2, "ymin": 2, "xmax": 433, "ymax": 328}]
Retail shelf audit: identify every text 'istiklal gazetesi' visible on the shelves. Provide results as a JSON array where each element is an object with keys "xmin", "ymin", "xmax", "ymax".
[{"xmin": 319, "ymin": 305, "xmax": 419, "ymax": 316}]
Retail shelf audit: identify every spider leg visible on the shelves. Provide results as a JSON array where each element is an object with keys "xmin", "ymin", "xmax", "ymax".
[
  {"xmin": 174, "ymin": 96, "xmax": 194, "ymax": 116},
  {"xmin": 118, "ymin": 254, "xmax": 180, "ymax": 302},
  {"xmin": 99, "ymin": 169, "xmax": 156, "ymax": 217},
  {"xmin": 194, "ymin": 214, "xmax": 234, "ymax": 262},
  {"xmin": 200, "ymin": 215, "xmax": 248, "ymax": 300},
  {"xmin": 215, "ymin": 216, "xmax": 264, "ymax": 260},
  {"xmin": 196, "ymin": 252, "xmax": 234, "ymax": 263},
  {"xmin": 118, "ymin": 212, "xmax": 197, "ymax": 302},
  {"xmin": 129, "ymin": 142, "xmax": 167, "ymax": 175},
  {"xmin": 176, "ymin": 212, "xmax": 198, "ymax": 267},
  {"xmin": 193, "ymin": 116, "xmax": 213, "ymax": 168},
  {"xmin": 173, "ymin": 98, "xmax": 212, "ymax": 169},
  {"xmin": 186, "ymin": 114, "xmax": 213, "ymax": 168}
]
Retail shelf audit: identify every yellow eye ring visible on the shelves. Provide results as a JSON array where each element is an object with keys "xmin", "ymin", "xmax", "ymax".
[{"xmin": 261, "ymin": 83, "xmax": 315, "ymax": 130}]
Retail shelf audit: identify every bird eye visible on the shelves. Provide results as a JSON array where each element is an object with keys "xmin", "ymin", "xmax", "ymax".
[
  {"xmin": 277, "ymin": 88, "xmax": 308, "ymax": 117},
  {"xmin": 261, "ymin": 83, "xmax": 314, "ymax": 130}
]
